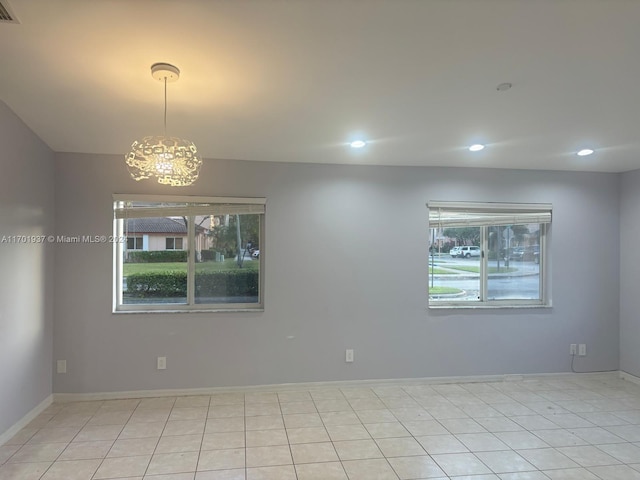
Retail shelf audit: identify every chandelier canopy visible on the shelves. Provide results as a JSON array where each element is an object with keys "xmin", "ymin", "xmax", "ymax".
[{"xmin": 126, "ymin": 63, "xmax": 202, "ymax": 187}]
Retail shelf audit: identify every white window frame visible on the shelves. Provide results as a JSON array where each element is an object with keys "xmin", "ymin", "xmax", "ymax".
[
  {"xmin": 113, "ymin": 194, "xmax": 266, "ymax": 313},
  {"xmin": 428, "ymin": 201, "xmax": 551, "ymax": 308}
]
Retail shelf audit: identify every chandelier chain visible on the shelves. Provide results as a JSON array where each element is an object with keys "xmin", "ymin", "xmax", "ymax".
[{"xmin": 163, "ymin": 77, "xmax": 167, "ymax": 137}]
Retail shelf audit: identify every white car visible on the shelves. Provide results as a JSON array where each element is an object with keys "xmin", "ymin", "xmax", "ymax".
[
  {"xmin": 450, "ymin": 246, "xmax": 462, "ymax": 257},
  {"xmin": 459, "ymin": 246, "xmax": 481, "ymax": 258}
]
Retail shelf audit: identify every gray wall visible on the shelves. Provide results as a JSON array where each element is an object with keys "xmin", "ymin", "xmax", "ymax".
[
  {"xmin": 0, "ymin": 102, "xmax": 55, "ymax": 433},
  {"xmin": 620, "ymin": 168, "xmax": 640, "ymax": 377},
  {"xmin": 53, "ymin": 153, "xmax": 621, "ymax": 393}
]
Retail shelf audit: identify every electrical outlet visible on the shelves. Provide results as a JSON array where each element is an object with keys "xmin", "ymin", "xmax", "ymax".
[
  {"xmin": 570, "ymin": 344, "xmax": 577, "ymax": 355},
  {"xmin": 157, "ymin": 356, "xmax": 167, "ymax": 370},
  {"xmin": 56, "ymin": 360, "xmax": 67, "ymax": 374},
  {"xmin": 578, "ymin": 344, "xmax": 587, "ymax": 356},
  {"xmin": 345, "ymin": 349, "xmax": 354, "ymax": 363}
]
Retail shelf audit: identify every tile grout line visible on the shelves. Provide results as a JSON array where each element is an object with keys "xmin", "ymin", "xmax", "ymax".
[
  {"xmin": 277, "ymin": 393, "xmax": 299, "ymax": 480},
  {"xmin": 192, "ymin": 395, "xmax": 212, "ymax": 480},
  {"xmin": 38, "ymin": 401, "xmax": 104, "ymax": 480},
  {"xmin": 309, "ymin": 390, "xmax": 348, "ymax": 480},
  {"xmin": 138, "ymin": 396, "xmax": 174, "ymax": 479},
  {"xmin": 89, "ymin": 400, "xmax": 135, "ymax": 480}
]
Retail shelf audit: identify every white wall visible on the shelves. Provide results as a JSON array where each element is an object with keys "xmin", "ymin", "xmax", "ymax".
[
  {"xmin": 0, "ymin": 102, "xmax": 55, "ymax": 433},
  {"xmin": 53, "ymin": 153, "xmax": 620, "ymax": 393},
  {"xmin": 620, "ymin": 168, "xmax": 640, "ymax": 376}
]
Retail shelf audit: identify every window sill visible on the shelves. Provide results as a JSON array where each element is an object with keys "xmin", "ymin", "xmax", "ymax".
[
  {"xmin": 113, "ymin": 308, "xmax": 264, "ymax": 314},
  {"xmin": 428, "ymin": 303, "xmax": 552, "ymax": 310}
]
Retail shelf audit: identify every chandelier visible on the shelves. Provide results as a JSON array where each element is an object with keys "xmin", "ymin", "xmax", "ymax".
[{"xmin": 125, "ymin": 63, "xmax": 202, "ymax": 186}]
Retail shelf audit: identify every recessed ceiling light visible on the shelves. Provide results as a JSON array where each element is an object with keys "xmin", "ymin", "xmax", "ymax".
[
  {"xmin": 350, "ymin": 140, "xmax": 367, "ymax": 148},
  {"xmin": 496, "ymin": 82, "xmax": 512, "ymax": 92},
  {"xmin": 469, "ymin": 144, "xmax": 485, "ymax": 152},
  {"xmin": 577, "ymin": 148, "xmax": 594, "ymax": 156}
]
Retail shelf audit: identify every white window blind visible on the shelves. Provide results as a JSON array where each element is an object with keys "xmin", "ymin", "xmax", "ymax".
[
  {"xmin": 428, "ymin": 202, "xmax": 552, "ymax": 228},
  {"xmin": 113, "ymin": 195, "xmax": 266, "ymax": 219}
]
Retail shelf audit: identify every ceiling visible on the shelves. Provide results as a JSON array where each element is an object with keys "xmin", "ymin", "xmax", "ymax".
[{"xmin": 1, "ymin": 0, "xmax": 639, "ymax": 173}]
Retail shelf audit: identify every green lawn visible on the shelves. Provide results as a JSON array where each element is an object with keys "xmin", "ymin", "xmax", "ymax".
[
  {"xmin": 449, "ymin": 265, "xmax": 517, "ymax": 274},
  {"xmin": 429, "ymin": 286, "xmax": 462, "ymax": 294},
  {"xmin": 123, "ymin": 258, "xmax": 259, "ymax": 276},
  {"xmin": 428, "ymin": 267, "xmax": 454, "ymax": 274}
]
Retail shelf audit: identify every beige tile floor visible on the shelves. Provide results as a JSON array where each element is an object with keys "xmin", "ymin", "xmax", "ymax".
[{"xmin": 2, "ymin": 374, "xmax": 640, "ymax": 479}]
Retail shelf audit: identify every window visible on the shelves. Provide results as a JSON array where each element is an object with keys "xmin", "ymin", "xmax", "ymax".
[
  {"xmin": 113, "ymin": 195, "xmax": 265, "ymax": 312},
  {"xmin": 165, "ymin": 237, "xmax": 183, "ymax": 250},
  {"xmin": 428, "ymin": 202, "xmax": 551, "ymax": 307},
  {"xmin": 127, "ymin": 236, "xmax": 143, "ymax": 250}
]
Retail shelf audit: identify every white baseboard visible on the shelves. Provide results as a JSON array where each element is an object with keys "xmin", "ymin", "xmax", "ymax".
[
  {"xmin": 0, "ymin": 394, "xmax": 53, "ymax": 446},
  {"xmin": 620, "ymin": 370, "xmax": 640, "ymax": 385},
  {"xmin": 53, "ymin": 371, "xmax": 621, "ymax": 403}
]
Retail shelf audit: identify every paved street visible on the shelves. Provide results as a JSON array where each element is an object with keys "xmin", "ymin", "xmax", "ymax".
[{"xmin": 429, "ymin": 255, "xmax": 540, "ymax": 301}]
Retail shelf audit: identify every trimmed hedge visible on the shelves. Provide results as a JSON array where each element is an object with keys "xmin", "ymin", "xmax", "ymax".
[
  {"xmin": 126, "ymin": 251, "xmax": 188, "ymax": 263},
  {"xmin": 196, "ymin": 270, "xmax": 258, "ymax": 297},
  {"xmin": 126, "ymin": 272, "xmax": 187, "ymax": 297},
  {"xmin": 200, "ymin": 250, "xmax": 222, "ymax": 262},
  {"xmin": 126, "ymin": 270, "xmax": 258, "ymax": 298}
]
